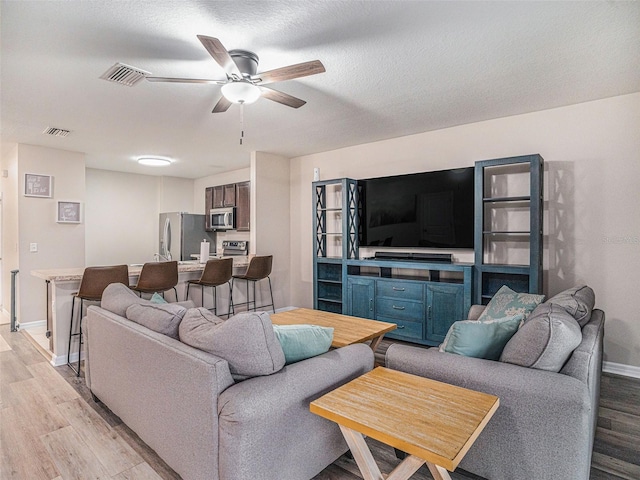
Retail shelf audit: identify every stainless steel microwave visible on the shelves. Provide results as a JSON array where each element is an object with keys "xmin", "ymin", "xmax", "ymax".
[{"xmin": 210, "ymin": 207, "xmax": 235, "ymax": 230}]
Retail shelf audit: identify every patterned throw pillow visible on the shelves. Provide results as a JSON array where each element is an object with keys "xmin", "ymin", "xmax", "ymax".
[{"xmin": 477, "ymin": 285, "xmax": 545, "ymax": 323}]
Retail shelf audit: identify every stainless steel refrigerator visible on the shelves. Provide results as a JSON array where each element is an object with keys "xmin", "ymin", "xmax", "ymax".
[{"xmin": 159, "ymin": 212, "xmax": 216, "ymax": 261}]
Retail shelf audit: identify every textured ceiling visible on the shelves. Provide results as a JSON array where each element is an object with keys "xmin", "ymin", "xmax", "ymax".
[{"xmin": 1, "ymin": 0, "xmax": 639, "ymax": 178}]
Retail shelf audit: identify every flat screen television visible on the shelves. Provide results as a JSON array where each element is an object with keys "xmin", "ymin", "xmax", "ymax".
[{"xmin": 359, "ymin": 167, "xmax": 475, "ymax": 249}]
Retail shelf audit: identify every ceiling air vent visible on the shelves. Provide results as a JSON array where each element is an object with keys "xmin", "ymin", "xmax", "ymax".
[
  {"xmin": 100, "ymin": 62, "xmax": 150, "ymax": 86},
  {"xmin": 43, "ymin": 127, "xmax": 71, "ymax": 137}
]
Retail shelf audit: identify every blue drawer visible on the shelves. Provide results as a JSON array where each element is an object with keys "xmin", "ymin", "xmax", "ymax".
[
  {"xmin": 376, "ymin": 297, "xmax": 424, "ymax": 321},
  {"xmin": 376, "ymin": 280, "xmax": 423, "ymax": 301},
  {"xmin": 381, "ymin": 317, "xmax": 423, "ymax": 340}
]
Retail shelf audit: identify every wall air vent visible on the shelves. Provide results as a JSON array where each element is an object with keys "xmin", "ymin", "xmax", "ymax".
[
  {"xmin": 43, "ymin": 127, "xmax": 71, "ymax": 137},
  {"xmin": 100, "ymin": 62, "xmax": 150, "ymax": 86}
]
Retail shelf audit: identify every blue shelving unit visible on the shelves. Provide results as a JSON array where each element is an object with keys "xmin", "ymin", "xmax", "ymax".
[{"xmin": 474, "ymin": 154, "xmax": 544, "ymax": 303}]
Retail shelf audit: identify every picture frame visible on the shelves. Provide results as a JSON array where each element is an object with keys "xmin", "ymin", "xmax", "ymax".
[
  {"xmin": 24, "ymin": 173, "xmax": 53, "ymax": 198},
  {"xmin": 57, "ymin": 201, "xmax": 82, "ymax": 224}
]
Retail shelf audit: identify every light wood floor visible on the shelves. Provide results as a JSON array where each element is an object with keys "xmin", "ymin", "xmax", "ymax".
[{"xmin": 2, "ymin": 326, "xmax": 639, "ymax": 480}]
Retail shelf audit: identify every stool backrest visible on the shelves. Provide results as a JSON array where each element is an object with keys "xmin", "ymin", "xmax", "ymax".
[
  {"xmin": 243, "ymin": 255, "xmax": 273, "ymax": 280},
  {"xmin": 199, "ymin": 258, "xmax": 233, "ymax": 286},
  {"xmin": 78, "ymin": 265, "xmax": 129, "ymax": 301},
  {"xmin": 136, "ymin": 261, "xmax": 179, "ymax": 292}
]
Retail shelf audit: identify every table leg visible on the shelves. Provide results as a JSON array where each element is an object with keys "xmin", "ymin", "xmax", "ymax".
[
  {"xmin": 339, "ymin": 425, "xmax": 447, "ymax": 480},
  {"xmin": 339, "ymin": 425, "xmax": 384, "ymax": 480},
  {"xmin": 426, "ymin": 463, "xmax": 453, "ymax": 480},
  {"xmin": 369, "ymin": 334, "xmax": 386, "ymax": 352}
]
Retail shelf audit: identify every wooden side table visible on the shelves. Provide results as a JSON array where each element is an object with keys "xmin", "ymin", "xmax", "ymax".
[{"xmin": 310, "ymin": 367, "xmax": 499, "ymax": 480}]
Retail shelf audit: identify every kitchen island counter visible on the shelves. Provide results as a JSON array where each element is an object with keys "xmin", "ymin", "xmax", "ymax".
[{"xmin": 30, "ymin": 256, "xmax": 251, "ymax": 366}]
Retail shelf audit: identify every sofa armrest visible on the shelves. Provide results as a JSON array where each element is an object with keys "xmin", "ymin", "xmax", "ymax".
[
  {"xmin": 86, "ymin": 306, "xmax": 234, "ymax": 480},
  {"xmin": 386, "ymin": 344, "xmax": 592, "ymax": 480},
  {"xmin": 218, "ymin": 343, "xmax": 374, "ymax": 480}
]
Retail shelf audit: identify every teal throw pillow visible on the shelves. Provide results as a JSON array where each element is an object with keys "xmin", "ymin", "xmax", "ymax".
[
  {"xmin": 150, "ymin": 292, "xmax": 168, "ymax": 304},
  {"xmin": 273, "ymin": 324, "xmax": 334, "ymax": 364},
  {"xmin": 439, "ymin": 314, "xmax": 524, "ymax": 360},
  {"xmin": 477, "ymin": 285, "xmax": 544, "ymax": 322}
]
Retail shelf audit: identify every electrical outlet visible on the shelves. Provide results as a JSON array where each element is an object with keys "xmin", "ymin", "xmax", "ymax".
[{"xmin": 30, "ymin": 243, "xmax": 38, "ymax": 253}]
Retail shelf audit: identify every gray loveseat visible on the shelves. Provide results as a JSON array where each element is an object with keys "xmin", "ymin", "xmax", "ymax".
[
  {"xmin": 84, "ymin": 286, "xmax": 374, "ymax": 480},
  {"xmin": 386, "ymin": 292, "xmax": 604, "ymax": 480}
]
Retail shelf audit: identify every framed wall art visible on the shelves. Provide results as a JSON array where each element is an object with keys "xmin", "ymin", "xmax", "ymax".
[
  {"xmin": 57, "ymin": 201, "xmax": 82, "ymax": 224},
  {"xmin": 24, "ymin": 173, "xmax": 53, "ymax": 198}
]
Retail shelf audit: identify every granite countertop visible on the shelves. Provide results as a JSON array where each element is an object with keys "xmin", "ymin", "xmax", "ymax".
[{"xmin": 31, "ymin": 256, "xmax": 251, "ymax": 282}]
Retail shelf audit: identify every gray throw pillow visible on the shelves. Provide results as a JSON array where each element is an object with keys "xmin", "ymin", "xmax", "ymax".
[
  {"xmin": 101, "ymin": 282, "xmax": 154, "ymax": 316},
  {"xmin": 500, "ymin": 303, "xmax": 582, "ymax": 372},
  {"xmin": 125, "ymin": 303, "xmax": 187, "ymax": 340},
  {"xmin": 179, "ymin": 310, "xmax": 285, "ymax": 380},
  {"xmin": 546, "ymin": 285, "xmax": 595, "ymax": 327}
]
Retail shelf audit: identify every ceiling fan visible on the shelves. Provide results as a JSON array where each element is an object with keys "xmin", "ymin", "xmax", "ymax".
[{"xmin": 146, "ymin": 35, "xmax": 325, "ymax": 113}]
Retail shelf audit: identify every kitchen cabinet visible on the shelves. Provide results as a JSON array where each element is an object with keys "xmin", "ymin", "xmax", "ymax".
[
  {"xmin": 212, "ymin": 185, "xmax": 224, "ymax": 208},
  {"xmin": 206, "ymin": 181, "xmax": 251, "ymax": 231},
  {"xmin": 205, "ymin": 187, "xmax": 213, "ymax": 231},
  {"xmin": 223, "ymin": 184, "xmax": 236, "ymax": 207},
  {"xmin": 235, "ymin": 181, "xmax": 250, "ymax": 231}
]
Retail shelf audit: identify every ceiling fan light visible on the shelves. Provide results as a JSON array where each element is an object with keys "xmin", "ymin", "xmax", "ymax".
[
  {"xmin": 137, "ymin": 156, "xmax": 172, "ymax": 167},
  {"xmin": 221, "ymin": 81, "xmax": 261, "ymax": 104}
]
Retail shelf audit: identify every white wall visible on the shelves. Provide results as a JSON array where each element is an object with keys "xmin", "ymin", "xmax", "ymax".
[
  {"xmin": 0, "ymin": 144, "xmax": 19, "ymax": 320},
  {"xmin": 85, "ymin": 169, "xmax": 195, "ymax": 266},
  {"xmin": 252, "ymin": 152, "xmax": 291, "ymax": 308},
  {"xmin": 17, "ymin": 145, "xmax": 86, "ymax": 324},
  {"xmin": 290, "ymin": 92, "xmax": 640, "ymax": 369}
]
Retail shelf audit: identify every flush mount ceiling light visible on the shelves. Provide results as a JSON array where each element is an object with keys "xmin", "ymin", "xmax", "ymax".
[
  {"xmin": 137, "ymin": 156, "xmax": 172, "ymax": 167},
  {"xmin": 220, "ymin": 81, "xmax": 261, "ymax": 104}
]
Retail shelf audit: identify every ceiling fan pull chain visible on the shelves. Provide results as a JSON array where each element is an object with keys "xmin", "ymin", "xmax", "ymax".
[{"xmin": 240, "ymin": 102, "xmax": 244, "ymax": 145}]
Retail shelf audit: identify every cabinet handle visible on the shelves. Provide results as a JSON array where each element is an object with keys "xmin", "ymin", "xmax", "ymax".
[
  {"xmin": 392, "ymin": 305, "xmax": 405, "ymax": 310},
  {"xmin": 428, "ymin": 305, "xmax": 431, "ymax": 320},
  {"xmin": 397, "ymin": 325, "xmax": 405, "ymax": 329},
  {"xmin": 392, "ymin": 287, "xmax": 405, "ymax": 291},
  {"xmin": 369, "ymin": 298, "xmax": 373, "ymax": 311}
]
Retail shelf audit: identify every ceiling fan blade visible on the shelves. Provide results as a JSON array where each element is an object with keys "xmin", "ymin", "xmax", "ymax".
[
  {"xmin": 259, "ymin": 86, "xmax": 306, "ymax": 109},
  {"xmin": 251, "ymin": 60, "xmax": 325, "ymax": 85},
  {"xmin": 197, "ymin": 35, "xmax": 242, "ymax": 78},
  {"xmin": 212, "ymin": 96, "xmax": 232, "ymax": 113},
  {"xmin": 146, "ymin": 76, "xmax": 226, "ymax": 84}
]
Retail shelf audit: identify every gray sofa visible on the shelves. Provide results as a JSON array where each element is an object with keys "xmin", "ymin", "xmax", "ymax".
[
  {"xmin": 84, "ymin": 297, "xmax": 374, "ymax": 480},
  {"xmin": 386, "ymin": 301, "xmax": 604, "ymax": 480}
]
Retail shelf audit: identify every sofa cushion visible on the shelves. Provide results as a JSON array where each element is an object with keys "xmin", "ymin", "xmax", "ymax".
[
  {"xmin": 439, "ymin": 314, "xmax": 524, "ymax": 360},
  {"xmin": 101, "ymin": 282, "xmax": 151, "ymax": 316},
  {"xmin": 545, "ymin": 285, "xmax": 595, "ymax": 327},
  {"xmin": 477, "ymin": 285, "xmax": 545, "ymax": 322},
  {"xmin": 273, "ymin": 324, "xmax": 334, "ymax": 364},
  {"xmin": 500, "ymin": 303, "xmax": 582, "ymax": 372},
  {"xmin": 125, "ymin": 303, "xmax": 187, "ymax": 340},
  {"xmin": 179, "ymin": 309, "xmax": 285, "ymax": 380}
]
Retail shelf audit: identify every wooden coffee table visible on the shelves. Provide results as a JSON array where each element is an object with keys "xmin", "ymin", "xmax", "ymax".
[
  {"xmin": 310, "ymin": 367, "xmax": 499, "ymax": 480},
  {"xmin": 271, "ymin": 308, "xmax": 396, "ymax": 351}
]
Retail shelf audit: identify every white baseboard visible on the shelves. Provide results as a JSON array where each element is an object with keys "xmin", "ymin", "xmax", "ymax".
[
  {"xmin": 18, "ymin": 320, "xmax": 47, "ymax": 330},
  {"xmin": 603, "ymin": 361, "xmax": 640, "ymax": 379}
]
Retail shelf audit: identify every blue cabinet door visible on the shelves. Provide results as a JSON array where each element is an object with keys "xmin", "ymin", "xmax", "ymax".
[
  {"xmin": 347, "ymin": 277, "xmax": 375, "ymax": 319},
  {"xmin": 426, "ymin": 283, "xmax": 464, "ymax": 343}
]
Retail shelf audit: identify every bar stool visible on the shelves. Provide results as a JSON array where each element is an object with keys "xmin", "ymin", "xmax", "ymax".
[
  {"xmin": 232, "ymin": 255, "xmax": 275, "ymax": 313},
  {"xmin": 186, "ymin": 258, "xmax": 234, "ymax": 316},
  {"xmin": 67, "ymin": 264, "xmax": 129, "ymax": 376},
  {"xmin": 130, "ymin": 261, "xmax": 179, "ymax": 301}
]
